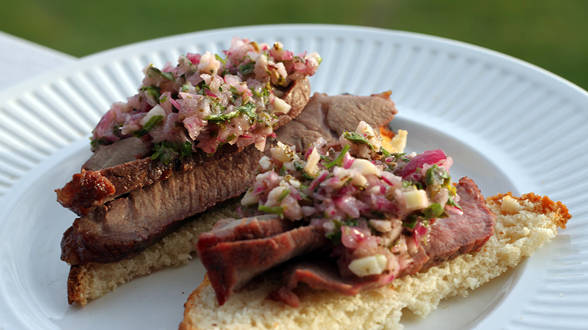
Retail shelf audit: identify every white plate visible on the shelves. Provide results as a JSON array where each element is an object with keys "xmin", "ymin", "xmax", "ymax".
[{"xmin": 0, "ymin": 24, "xmax": 587, "ymax": 330}]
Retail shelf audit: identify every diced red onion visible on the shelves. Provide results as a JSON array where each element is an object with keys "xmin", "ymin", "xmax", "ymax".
[{"xmin": 399, "ymin": 149, "xmax": 447, "ymax": 179}]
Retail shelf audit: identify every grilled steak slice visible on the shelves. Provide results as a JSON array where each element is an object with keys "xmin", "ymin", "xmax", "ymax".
[
  {"xmin": 61, "ymin": 143, "xmax": 264, "ymax": 264},
  {"xmin": 197, "ymin": 217, "xmax": 328, "ymax": 306},
  {"xmin": 83, "ymin": 137, "xmax": 151, "ymax": 171},
  {"xmin": 198, "ymin": 215, "xmax": 295, "ymax": 249},
  {"xmin": 60, "ymin": 90, "xmax": 398, "ymax": 265},
  {"xmin": 276, "ymin": 91, "xmax": 397, "ymax": 152},
  {"xmin": 220, "ymin": 177, "xmax": 495, "ymax": 307},
  {"xmin": 421, "ymin": 176, "xmax": 496, "ymax": 270},
  {"xmin": 56, "ymin": 79, "xmax": 311, "ymax": 216}
]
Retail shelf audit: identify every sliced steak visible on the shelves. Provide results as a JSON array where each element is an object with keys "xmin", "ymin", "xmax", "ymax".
[
  {"xmin": 56, "ymin": 78, "xmax": 311, "ymax": 216},
  {"xmin": 61, "ymin": 143, "xmax": 263, "ymax": 264},
  {"xmin": 276, "ymin": 91, "xmax": 397, "ymax": 152},
  {"xmin": 421, "ymin": 176, "xmax": 495, "ymax": 270},
  {"xmin": 197, "ymin": 215, "xmax": 294, "ymax": 250},
  {"xmin": 197, "ymin": 218, "xmax": 328, "ymax": 305},
  {"xmin": 267, "ymin": 177, "xmax": 495, "ymax": 306},
  {"xmin": 83, "ymin": 137, "xmax": 151, "ymax": 171},
  {"xmin": 60, "ymin": 89, "xmax": 398, "ymax": 265}
]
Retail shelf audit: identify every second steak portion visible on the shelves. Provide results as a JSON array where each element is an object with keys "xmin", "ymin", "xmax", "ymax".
[{"xmin": 198, "ymin": 177, "xmax": 495, "ymax": 307}]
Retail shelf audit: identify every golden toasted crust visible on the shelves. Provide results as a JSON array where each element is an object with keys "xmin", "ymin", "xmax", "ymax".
[
  {"xmin": 488, "ymin": 192, "xmax": 571, "ymax": 229},
  {"xmin": 179, "ymin": 193, "xmax": 571, "ymax": 329},
  {"xmin": 180, "ymin": 276, "xmax": 211, "ymax": 330},
  {"xmin": 67, "ymin": 266, "xmax": 88, "ymax": 305}
]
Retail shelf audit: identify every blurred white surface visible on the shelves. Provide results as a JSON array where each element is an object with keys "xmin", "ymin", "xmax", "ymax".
[{"xmin": 0, "ymin": 31, "xmax": 75, "ymax": 90}]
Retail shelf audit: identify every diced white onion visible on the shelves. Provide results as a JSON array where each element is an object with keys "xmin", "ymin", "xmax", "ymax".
[
  {"xmin": 140, "ymin": 105, "xmax": 166, "ymax": 126},
  {"xmin": 348, "ymin": 254, "xmax": 388, "ymax": 277},
  {"xmin": 403, "ymin": 189, "xmax": 429, "ymax": 211}
]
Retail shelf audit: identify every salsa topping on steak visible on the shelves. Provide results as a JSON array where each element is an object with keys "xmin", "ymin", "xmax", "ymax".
[
  {"xmin": 92, "ymin": 38, "xmax": 321, "ymax": 157},
  {"xmin": 198, "ymin": 122, "xmax": 495, "ymax": 306}
]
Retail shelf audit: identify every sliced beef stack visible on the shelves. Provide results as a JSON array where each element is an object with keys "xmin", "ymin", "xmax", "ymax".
[
  {"xmin": 197, "ymin": 177, "xmax": 495, "ymax": 307},
  {"xmin": 57, "ymin": 88, "xmax": 398, "ymax": 266}
]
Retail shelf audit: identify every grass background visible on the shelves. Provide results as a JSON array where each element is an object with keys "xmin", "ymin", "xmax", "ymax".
[{"xmin": 1, "ymin": 0, "xmax": 587, "ymax": 90}]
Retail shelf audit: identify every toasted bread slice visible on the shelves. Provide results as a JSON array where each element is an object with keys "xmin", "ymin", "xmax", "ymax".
[
  {"xmin": 67, "ymin": 199, "xmax": 239, "ymax": 305},
  {"xmin": 179, "ymin": 193, "xmax": 570, "ymax": 330}
]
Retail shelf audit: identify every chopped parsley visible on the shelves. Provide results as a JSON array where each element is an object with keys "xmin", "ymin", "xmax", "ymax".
[
  {"xmin": 133, "ymin": 115, "xmax": 164, "ymax": 137},
  {"xmin": 258, "ymin": 205, "xmax": 284, "ymax": 215},
  {"xmin": 325, "ymin": 219, "xmax": 360, "ymax": 242},
  {"xmin": 422, "ymin": 203, "xmax": 445, "ymax": 219},
  {"xmin": 447, "ymin": 196, "xmax": 463, "ymax": 210},
  {"xmin": 151, "ymin": 141, "xmax": 192, "ymax": 164},
  {"xmin": 403, "ymin": 214, "xmax": 418, "ymax": 229},
  {"xmin": 205, "ymin": 102, "xmax": 257, "ymax": 123},
  {"xmin": 343, "ymin": 132, "xmax": 375, "ymax": 150},
  {"xmin": 146, "ymin": 65, "xmax": 174, "ymax": 81},
  {"xmin": 425, "ymin": 164, "xmax": 450, "ymax": 186},
  {"xmin": 214, "ymin": 53, "xmax": 226, "ymax": 65},
  {"xmin": 325, "ymin": 144, "xmax": 350, "ymax": 169},
  {"xmin": 238, "ymin": 62, "xmax": 255, "ymax": 75},
  {"xmin": 140, "ymin": 86, "xmax": 161, "ymax": 103},
  {"xmin": 277, "ymin": 189, "xmax": 290, "ymax": 202}
]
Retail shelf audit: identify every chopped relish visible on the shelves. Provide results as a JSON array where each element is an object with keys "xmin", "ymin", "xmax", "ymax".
[
  {"xmin": 242, "ymin": 121, "xmax": 462, "ymax": 279},
  {"xmin": 91, "ymin": 38, "xmax": 321, "ymax": 159}
]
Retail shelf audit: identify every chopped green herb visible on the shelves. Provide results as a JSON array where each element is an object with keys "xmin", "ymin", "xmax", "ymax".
[
  {"xmin": 237, "ymin": 102, "xmax": 257, "ymax": 121},
  {"xmin": 391, "ymin": 152, "xmax": 410, "ymax": 162},
  {"xmin": 90, "ymin": 137, "xmax": 108, "ymax": 150},
  {"xmin": 140, "ymin": 86, "xmax": 161, "ymax": 103},
  {"xmin": 293, "ymin": 161, "xmax": 305, "ymax": 172},
  {"xmin": 151, "ymin": 141, "xmax": 193, "ymax": 164},
  {"xmin": 422, "ymin": 203, "xmax": 445, "ymax": 219},
  {"xmin": 279, "ymin": 165, "xmax": 287, "ymax": 176},
  {"xmin": 326, "ymin": 231, "xmax": 340, "ymax": 242},
  {"xmin": 214, "ymin": 53, "xmax": 226, "ymax": 65},
  {"xmin": 206, "ymin": 102, "xmax": 257, "ymax": 123},
  {"xmin": 343, "ymin": 131, "xmax": 375, "ymax": 150},
  {"xmin": 343, "ymin": 219, "xmax": 359, "ymax": 227},
  {"xmin": 403, "ymin": 214, "xmax": 419, "ymax": 229},
  {"xmin": 325, "ymin": 144, "xmax": 350, "ymax": 169},
  {"xmin": 133, "ymin": 115, "xmax": 163, "ymax": 137},
  {"xmin": 380, "ymin": 147, "xmax": 391, "ymax": 157},
  {"xmin": 403, "ymin": 179, "xmax": 424, "ymax": 190},
  {"xmin": 258, "ymin": 204, "xmax": 284, "ymax": 215},
  {"xmin": 181, "ymin": 84, "xmax": 193, "ymax": 92},
  {"xmin": 447, "ymin": 196, "xmax": 463, "ymax": 210},
  {"xmin": 425, "ymin": 164, "xmax": 450, "ymax": 186},
  {"xmin": 238, "ymin": 62, "xmax": 255, "ymax": 75},
  {"xmin": 277, "ymin": 189, "xmax": 290, "ymax": 202},
  {"xmin": 147, "ymin": 65, "xmax": 174, "ymax": 81},
  {"xmin": 206, "ymin": 110, "xmax": 239, "ymax": 123},
  {"xmin": 180, "ymin": 141, "xmax": 193, "ymax": 158},
  {"xmin": 112, "ymin": 123, "xmax": 123, "ymax": 138},
  {"xmin": 302, "ymin": 171, "xmax": 316, "ymax": 181}
]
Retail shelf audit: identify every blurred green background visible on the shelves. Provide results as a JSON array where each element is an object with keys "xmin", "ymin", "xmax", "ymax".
[{"xmin": 1, "ymin": 0, "xmax": 587, "ymax": 90}]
